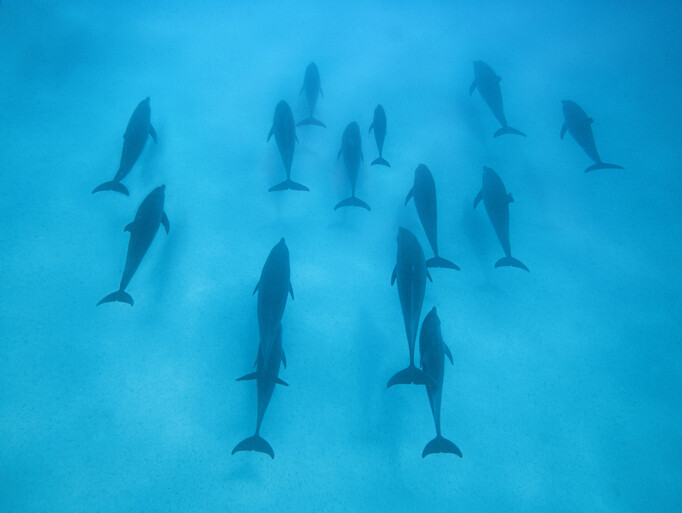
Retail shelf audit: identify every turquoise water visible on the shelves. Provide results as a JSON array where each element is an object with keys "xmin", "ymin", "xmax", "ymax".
[{"xmin": 1, "ymin": 1, "xmax": 681, "ymax": 511}]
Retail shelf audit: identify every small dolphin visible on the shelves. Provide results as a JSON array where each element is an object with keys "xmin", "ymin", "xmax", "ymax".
[
  {"xmin": 405, "ymin": 164, "xmax": 459, "ymax": 270},
  {"xmin": 469, "ymin": 61, "xmax": 525, "ymax": 138},
  {"xmin": 419, "ymin": 307, "xmax": 462, "ymax": 458},
  {"xmin": 254, "ymin": 238, "xmax": 293, "ymax": 368},
  {"xmin": 267, "ymin": 101, "xmax": 309, "ymax": 192},
  {"xmin": 335, "ymin": 122, "xmax": 370, "ymax": 210},
  {"xmin": 92, "ymin": 97, "xmax": 157, "ymax": 196},
  {"xmin": 474, "ymin": 167, "xmax": 528, "ymax": 271},
  {"xmin": 97, "ymin": 185, "xmax": 169, "ymax": 306},
  {"xmin": 296, "ymin": 62, "xmax": 326, "ymax": 128},
  {"xmin": 561, "ymin": 100, "xmax": 624, "ymax": 173},
  {"xmin": 233, "ymin": 323, "xmax": 288, "ymax": 459},
  {"xmin": 388, "ymin": 227, "xmax": 431, "ymax": 387},
  {"xmin": 369, "ymin": 104, "xmax": 390, "ymax": 167}
]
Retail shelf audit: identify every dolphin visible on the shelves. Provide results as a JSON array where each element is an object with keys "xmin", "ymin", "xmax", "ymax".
[
  {"xmin": 97, "ymin": 185, "xmax": 169, "ymax": 306},
  {"xmin": 561, "ymin": 100, "xmax": 624, "ymax": 173},
  {"xmin": 419, "ymin": 307, "xmax": 462, "ymax": 458},
  {"xmin": 405, "ymin": 164, "xmax": 459, "ymax": 270},
  {"xmin": 92, "ymin": 97, "xmax": 157, "ymax": 196},
  {"xmin": 233, "ymin": 323, "xmax": 288, "ymax": 459},
  {"xmin": 474, "ymin": 167, "xmax": 528, "ymax": 271},
  {"xmin": 254, "ymin": 238, "xmax": 293, "ymax": 368},
  {"xmin": 469, "ymin": 61, "xmax": 525, "ymax": 138},
  {"xmin": 369, "ymin": 104, "xmax": 390, "ymax": 167},
  {"xmin": 296, "ymin": 62, "xmax": 326, "ymax": 128},
  {"xmin": 335, "ymin": 122, "xmax": 370, "ymax": 210},
  {"xmin": 388, "ymin": 227, "xmax": 432, "ymax": 387},
  {"xmin": 267, "ymin": 100, "xmax": 309, "ymax": 192}
]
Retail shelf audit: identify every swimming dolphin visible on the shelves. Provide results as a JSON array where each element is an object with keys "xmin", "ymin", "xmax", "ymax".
[
  {"xmin": 335, "ymin": 122, "xmax": 370, "ymax": 210},
  {"xmin": 419, "ymin": 307, "xmax": 462, "ymax": 458},
  {"xmin": 405, "ymin": 164, "xmax": 459, "ymax": 270},
  {"xmin": 296, "ymin": 62, "xmax": 325, "ymax": 128},
  {"xmin": 233, "ymin": 323, "xmax": 288, "ymax": 459},
  {"xmin": 369, "ymin": 104, "xmax": 390, "ymax": 167},
  {"xmin": 267, "ymin": 101, "xmax": 309, "ymax": 192},
  {"xmin": 469, "ymin": 61, "xmax": 525, "ymax": 138},
  {"xmin": 388, "ymin": 227, "xmax": 431, "ymax": 387},
  {"xmin": 474, "ymin": 167, "xmax": 528, "ymax": 271},
  {"xmin": 92, "ymin": 97, "xmax": 157, "ymax": 196},
  {"xmin": 254, "ymin": 238, "xmax": 293, "ymax": 368},
  {"xmin": 97, "ymin": 185, "xmax": 169, "ymax": 306},
  {"xmin": 561, "ymin": 100, "xmax": 624, "ymax": 173}
]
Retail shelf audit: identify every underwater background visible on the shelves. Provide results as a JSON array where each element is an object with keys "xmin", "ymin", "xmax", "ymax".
[{"xmin": 1, "ymin": 0, "xmax": 681, "ymax": 511}]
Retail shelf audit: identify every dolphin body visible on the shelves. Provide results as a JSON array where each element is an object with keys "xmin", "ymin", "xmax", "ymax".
[
  {"xmin": 369, "ymin": 104, "xmax": 390, "ymax": 167},
  {"xmin": 388, "ymin": 227, "xmax": 432, "ymax": 387},
  {"xmin": 335, "ymin": 122, "xmax": 370, "ymax": 210},
  {"xmin": 561, "ymin": 100, "xmax": 624, "ymax": 173},
  {"xmin": 296, "ymin": 62, "xmax": 325, "ymax": 128},
  {"xmin": 92, "ymin": 97, "xmax": 157, "ymax": 196},
  {"xmin": 469, "ymin": 61, "xmax": 525, "ymax": 138},
  {"xmin": 419, "ymin": 307, "xmax": 462, "ymax": 458},
  {"xmin": 405, "ymin": 164, "xmax": 459, "ymax": 270},
  {"xmin": 254, "ymin": 238, "xmax": 293, "ymax": 369},
  {"xmin": 233, "ymin": 324, "xmax": 288, "ymax": 459},
  {"xmin": 474, "ymin": 167, "xmax": 528, "ymax": 271},
  {"xmin": 268, "ymin": 101, "xmax": 309, "ymax": 192},
  {"xmin": 97, "ymin": 185, "xmax": 169, "ymax": 306}
]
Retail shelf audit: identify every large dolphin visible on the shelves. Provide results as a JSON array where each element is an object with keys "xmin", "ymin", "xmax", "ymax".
[
  {"xmin": 561, "ymin": 100, "xmax": 624, "ymax": 173},
  {"xmin": 369, "ymin": 104, "xmax": 390, "ymax": 167},
  {"xmin": 296, "ymin": 62, "xmax": 325, "ymax": 128},
  {"xmin": 405, "ymin": 164, "xmax": 459, "ymax": 270},
  {"xmin": 388, "ymin": 227, "xmax": 431, "ymax": 387},
  {"xmin": 92, "ymin": 97, "xmax": 157, "ymax": 196},
  {"xmin": 469, "ymin": 61, "xmax": 525, "ymax": 138},
  {"xmin": 419, "ymin": 307, "xmax": 462, "ymax": 458},
  {"xmin": 267, "ymin": 101, "xmax": 309, "ymax": 192},
  {"xmin": 97, "ymin": 185, "xmax": 169, "ymax": 306},
  {"xmin": 233, "ymin": 323, "xmax": 288, "ymax": 459},
  {"xmin": 474, "ymin": 167, "xmax": 528, "ymax": 271},
  {"xmin": 335, "ymin": 122, "xmax": 370, "ymax": 210},
  {"xmin": 254, "ymin": 238, "xmax": 293, "ymax": 368}
]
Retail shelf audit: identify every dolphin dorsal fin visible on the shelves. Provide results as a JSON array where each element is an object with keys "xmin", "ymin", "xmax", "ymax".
[{"xmin": 405, "ymin": 187, "xmax": 414, "ymax": 206}]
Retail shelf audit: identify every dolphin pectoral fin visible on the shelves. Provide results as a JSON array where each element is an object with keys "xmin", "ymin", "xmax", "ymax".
[
  {"xmin": 426, "ymin": 269, "xmax": 433, "ymax": 283},
  {"xmin": 369, "ymin": 122, "xmax": 374, "ymax": 134},
  {"xmin": 299, "ymin": 85, "xmax": 304, "ymax": 95},
  {"xmin": 560, "ymin": 122, "xmax": 567, "ymax": 139},
  {"xmin": 274, "ymin": 377, "xmax": 289, "ymax": 387},
  {"xmin": 295, "ymin": 134, "xmax": 299, "ymax": 143},
  {"xmin": 124, "ymin": 221, "xmax": 135, "ymax": 233},
  {"xmin": 97, "ymin": 290, "xmax": 134, "ymax": 306},
  {"xmin": 422, "ymin": 435, "xmax": 462, "ymax": 458},
  {"xmin": 497, "ymin": 75, "xmax": 501, "ymax": 82},
  {"xmin": 444, "ymin": 343, "xmax": 454, "ymax": 365},
  {"xmin": 585, "ymin": 162, "xmax": 624, "ymax": 173},
  {"xmin": 282, "ymin": 351, "xmax": 287, "ymax": 369},
  {"xmin": 92, "ymin": 180, "xmax": 129, "ymax": 196},
  {"xmin": 319, "ymin": 87, "xmax": 324, "ymax": 98},
  {"xmin": 588, "ymin": 117, "xmax": 594, "ymax": 124},
  {"xmin": 149, "ymin": 124, "xmax": 158, "ymax": 143},
  {"xmin": 405, "ymin": 187, "xmax": 414, "ymax": 206},
  {"xmin": 253, "ymin": 279, "xmax": 261, "ymax": 295},
  {"xmin": 232, "ymin": 434, "xmax": 274, "ymax": 459},
  {"xmin": 507, "ymin": 193, "xmax": 514, "ymax": 204},
  {"xmin": 337, "ymin": 146, "xmax": 342, "ymax": 160},
  {"xmin": 494, "ymin": 126, "xmax": 526, "ymax": 137},
  {"xmin": 469, "ymin": 80, "xmax": 476, "ymax": 95},
  {"xmin": 236, "ymin": 372, "xmax": 258, "ymax": 381},
  {"xmin": 361, "ymin": 151, "xmax": 364, "ymax": 162},
  {"xmin": 267, "ymin": 126, "xmax": 274, "ymax": 142},
  {"xmin": 289, "ymin": 282, "xmax": 294, "ymax": 300},
  {"xmin": 474, "ymin": 190, "xmax": 483, "ymax": 209},
  {"xmin": 391, "ymin": 266, "xmax": 397, "ymax": 286},
  {"xmin": 161, "ymin": 212, "xmax": 170, "ymax": 234},
  {"xmin": 495, "ymin": 256, "xmax": 529, "ymax": 272}
]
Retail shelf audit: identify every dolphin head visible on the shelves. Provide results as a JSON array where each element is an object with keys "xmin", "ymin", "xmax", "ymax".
[{"xmin": 415, "ymin": 163, "xmax": 430, "ymax": 181}]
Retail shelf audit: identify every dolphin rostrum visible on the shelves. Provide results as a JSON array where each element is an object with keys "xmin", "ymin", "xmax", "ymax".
[
  {"xmin": 97, "ymin": 185, "xmax": 169, "ymax": 306},
  {"xmin": 405, "ymin": 164, "xmax": 459, "ymax": 270},
  {"xmin": 369, "ymin": 104, "xmax": 390, "ymax": 167},
  {"xmin": 419, "ymin": 307, "xmax": 462, "ymax": 458},
  {"xmin": 388, "ymin": 227, "xmax": 432, "ymax": 387},
  {"xmin": 335, "ymin": 122, "xmax": 370, "ymax": 210},
  {"xmin": 561, "ymin": 100, "xmax": 624, "ymax": 173},
  {"xmin": 92, "ymin": 97, "xmax": 157, "ymax": 196},
  {"xmin": 296, "ymin": 62, "xmax": 325, "ymax": 128},
  {"xmin": 474, "ymin": 167, "xmax": 528, "ymax": 271},
  {"xmin": 469, "ymin": 61, "xmax": 525, "ymax": 138},
  {"xmin": 268, "ymin": 101, "xmax": 309, "ymax": 192}
]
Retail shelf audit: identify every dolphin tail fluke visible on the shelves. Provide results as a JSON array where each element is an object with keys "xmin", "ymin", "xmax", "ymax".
[
  {"xmin": 97, "ymin": 290, "xmax": 134, "ymax": 306},
  {"xmin": 422, "ymin": 435, "xmax": 462, "ymax": 458},
  {"xmin": 91, "ymin": 181, "xmax": 129, "ymax": 196},
  {"xmin": 494, "ymin": 126, "xmax": 526, "ymax": 137},
  {"xmin": 584, "ymin": 162, "xmax": 624, "ymax": 173},
  {"xmin": 334, "ymin": 196, "xmax": 371, "ymax": 211},
  {"xmin": 371, "ymin": 157, "xmax": 391, "ymax": 167},
  {"xmin": 268, "ymin": 179, "xmax": 310, "ymax": 192},
  {"xmin": 296, "ymin": 117, "xmax": 326, "ymax": 128},
  {"xmin": 231, "ymin": 434, "xmax": 274, "ymax": 459},
  {"xmin": 495, "ymin": 256, "xmax": 529, "ymax": 272},
  {"xmin": 387, "ymin": 364, "xmax": 428, "ymax": 387},
  {"xmin": 426, "ymin": 256, "xmax": 460, "ymax": 270}
]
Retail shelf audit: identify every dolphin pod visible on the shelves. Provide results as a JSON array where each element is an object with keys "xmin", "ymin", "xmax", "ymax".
[
  {"xmin": 97, "ymin": 185, "xmax": 169, "ymax": 306},
  {"xmin": 268, "ymin": 100, "xmax": 309, "ymax": 192},
  {"xmin": 297, "ymin": 62, "xmax": 326, "ymax": 128},
  {"xmin": 369, "ymin": 104, "xmax": 390, "ymax": 167},
  {"xmin": 561, "ymin": 100, "xmax": 624, "ymax": 173},
  {"xmin": 335, "ymin": 122, "xmax": 370, "ymax": 211},
  {"xmin": 470, "ymin": 61, "xmax": 525, "ymax": 138},
  {"xmin": 92, "ymin": 97, "xmax": 157, "ymax": 196}
]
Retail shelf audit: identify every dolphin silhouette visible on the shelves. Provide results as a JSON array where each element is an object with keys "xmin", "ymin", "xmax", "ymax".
[
  {"xmin": 296, "ymin": 62, "xmax": 326, "ymax": 128},
  {"xmin": 470, "ymin": 61, "xmax": 525, "ymax": 138},
  {"xmin": 335, "ymin": 122, "xmax": 370, "ymax": 210},
  {"xmin": 268, "ymin": 101, "xmax": 308, "ymax": 192},
  {"xmin": 369, "ymin": 104, "xmax": 390, "ymax": 167}
]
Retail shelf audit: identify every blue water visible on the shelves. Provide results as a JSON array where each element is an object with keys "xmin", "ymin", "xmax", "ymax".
[{"xmin": 1, "ymin": 1, "xmax": 681, "ymax": 511}]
